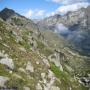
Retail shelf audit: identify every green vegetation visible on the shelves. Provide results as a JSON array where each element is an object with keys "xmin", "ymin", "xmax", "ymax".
[
  {"xmin": 50, "ymin": 62, "xmax": 70, "ymax": 82},
  {"xmin": 0, "ymin": 64, "xmax": 11, "ymax": 77},
  {"xmin": 11, "ymin": 17, "xmax": 23, "ymax": 26},
  {"xmin": 7, "ymin": 76, "xmax": 25, "ymax": 90},
  {"xmin": 0, "ymin": 20, "xmax": 6, "ymax": 33},
  {"xmin": 37, "ymin": 41, "xmax": 53, "ymax": 56}
]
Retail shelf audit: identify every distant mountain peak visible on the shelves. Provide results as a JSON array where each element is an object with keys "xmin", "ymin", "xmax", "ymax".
[
  {"xmin": 1, "ymin": 8, "xmax": 15, "ymax": 12},
  {"xmin": 0, "ymin": 8, "xmax": 16, "ymax": 21}
]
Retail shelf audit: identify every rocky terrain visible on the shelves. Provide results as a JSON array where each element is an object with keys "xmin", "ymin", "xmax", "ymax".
[{"xmin": 0, "ymin": 8, "xmax": 90, "ymax": 90}]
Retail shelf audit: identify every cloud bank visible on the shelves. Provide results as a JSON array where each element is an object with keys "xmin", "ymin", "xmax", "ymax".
[
  {"xmin": 24, "ymin": 9, "xmax": 45, "ymax": 18},
  {"xmin": 56, "ymin": 2, "xmax": 90, "ymax": 14},
  {"xmin": 46, "ymin": 2, "xmax": 90, "ymax": 16},
  {"xmin": 52, "ymin": 0, "xmax": 88, "ymax": 5},
  {"xmin": 25, "ymin": 10, "xmax": 33, "ymax": 18},
  {"xmin": 55, "ymin": 23, "xmax": 70, "ymax": 36},
  {"xmin": 24, "ymin": 0, "xmax": 90, "ymax": 18}
]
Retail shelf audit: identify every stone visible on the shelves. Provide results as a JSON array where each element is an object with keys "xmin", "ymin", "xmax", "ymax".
[
  {"xmin": 36, "ymin": 83, "xmax": 42, "ymax": 90},
  {"xmin": 18, "ymin": 68, "xmax": 26, "ymax": 73},
  {"xmin": 48, "ymin": 52, "xmax": 63, "ymax": 71},
  {"xmin": 0, "ymin": 76, "xmax": 9, "ymax": 87},
  {"xmin": 19, "ymin": 47, "xmax": 26, "ymax": 52},
  {"xmin": 41, "ymin": 73, "xmax": 45, "ymax": 79},
  {"xmin": 36, "ymin": 61, "xmax": 39, "ymax": 65},
  {"xmin": 0, "ymin": 36, "xmax": 2, "ymax": 40},
  {"xmin": 9, "ymin": 70, "xmax": 13, "ymax": 74},
  {"xmin": 43, "ymin": 58, "xmax": 50, "ymax": 67},
  {"xmin": 3, "ymin": 43, "xmax": 9, "ymax": 48},
  {"xmin": 43, "ymin": 70, "xmax": 56, "ymax": 90},
  {"xmin": 48, "ymin": 70, "xmax": 54, "ymax": 79},
  {"xmin": 0, "ymin": 57, "xmax": 14, "ymax": 69},
  {"xmin": 26, "ymin": 61, "xmax": 34, "ymax": 72},
  {"xmin": 50, "ymin": 86, "xmax": 60, "ymax": 90},
  {"xmin": 23, "ymin": 86, "xmax": 30, "ymax": 90}
]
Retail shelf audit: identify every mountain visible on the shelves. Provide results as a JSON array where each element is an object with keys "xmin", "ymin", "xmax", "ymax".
[
  {"xmin": 0, "ymin": 8, "xmax": 38, "ymax": 31},
  {"xmin": 0, "ymin": 8, "xmax": 16, "ymax": 21},
  {"xmin": 38, "ymin": 6, "xmax": 90, "ymax": 56},
  {"xmin": 0, "ymin": 8, "xmax": 90, "ymax": 90}
]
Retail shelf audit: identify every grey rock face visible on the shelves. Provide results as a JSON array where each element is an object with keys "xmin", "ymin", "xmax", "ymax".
[
  {"xmin": 0, "ymin": 51, "xmax": 14, "ymax": 69},
  {"xmin": 80, "ymin": 77, "xmax": 90, "ymax": 88}
]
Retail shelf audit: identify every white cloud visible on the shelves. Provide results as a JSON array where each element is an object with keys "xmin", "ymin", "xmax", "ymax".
[
  {"xmin": 55, "ymin": 23, "xmax": 69, "ymax": 34},
  {"xmin": 36, "ymin": 10, "xmax": 45, "ymax": 17},
  {"xmin": 52, "ymin": 0, "xmax": 62, "ymax": 3},
  {"xmin": 24, "ymin": 9, "xmax": 45, "ymax": 18},
  {"xmin": 46, "ymin": 0, "xmax": 90, "ymax": 16},
  {"xmin": 24, "ymin": 1, "xmax": 90, "ymax": 19},
  {"xmin": 25, "ymin": 10, "xmax": 33, "ymax": 18},
  {"xmin": 46, "ymin": 11, "xmax": 56, "ymax": 17},
  {"xmin": 56, "ymin": 2, "xmax": 90, "ymax": 14},
  {"xmin": 46, "ymin": 2, "xmax": 90, "ymax": 16},
  {"xmin": 52, "ymin": 0, "xmax": 88, "ymax": 5}
]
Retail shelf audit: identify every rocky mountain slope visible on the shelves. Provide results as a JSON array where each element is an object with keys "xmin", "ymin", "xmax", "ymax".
[
  {"xmin": 0, "ymin": 8, "xmax": 90, "ymax": 90},
  {"xmin": 38, "ymin": 6, "xmax": 90, "ymax": 56}
]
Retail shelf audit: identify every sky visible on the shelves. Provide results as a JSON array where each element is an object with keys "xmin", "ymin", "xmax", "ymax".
[{"xmin": 0, "ymin": 0, "xmax": 90, "ymax": 19}]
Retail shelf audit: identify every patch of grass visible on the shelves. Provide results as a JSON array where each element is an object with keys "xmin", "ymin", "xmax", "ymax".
[
  {"xmin": 37, "ymin": 41, "xmax": 45, "ymax": 50},
  {"xmin": 42, "ymin": 48, "xmax": 53, "ymax": 56},
  {"xmin": 0, "ymin": 64, "xmax": 11, "ymax": 77},
  {"xmin": 0, "ymin": 20, "xmax": 6, "ymax": 32},
  {"xmin": 18, "ymin": 40, "xmax": 31, "ymax": 50},
  {"xmin": 50, "ymin": 63, "xmax": 71, "ymax": 90},
  {"xmin": 7, "ymin": 77, "xmax": 25, "ymax": 90},
  {"xmin": 11, "ymin": 17, "xmax": 23, "ymax": 26},
  {"xmin": 50, "ymin": 63, "xmax": 70, "ymax": 81},
  {"xmin": 37, "ymin": 41, "xmax": 53, "ymax": 56}
]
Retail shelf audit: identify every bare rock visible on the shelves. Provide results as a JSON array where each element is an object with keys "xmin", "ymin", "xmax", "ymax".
[
  {"xmin": 36, "ymin": 83, "xmax": 42, "ymax": 90},
  {"xmin": 26, "ymin": 61, "xmax": 34, "ymax": 72},
  {"xmin": 23, "ymin": 86, "xmax": 30, "ymax": 90},
  {"xmin": 0, "ymin": 76, "xmax": 9, "ymax": 87},
  {"xmin": 43, "ymin": 58, "xmax": 50, "ymax": 67},
  {"xmin": 0, "ymin": 52, "xmax": 14, "ymax": 69},
  {"xmin": 50, "ymin": 86, "xmax": 60, "ymax": 90}
]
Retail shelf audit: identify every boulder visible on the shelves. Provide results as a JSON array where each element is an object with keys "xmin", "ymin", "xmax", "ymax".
[
  {"xmin": 26, "ymin": 61, "xmax": 34, "ymax": 72},
  {"xmin": 0, "ymin": 76, "xmax": 9, "ymax": 87}
]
